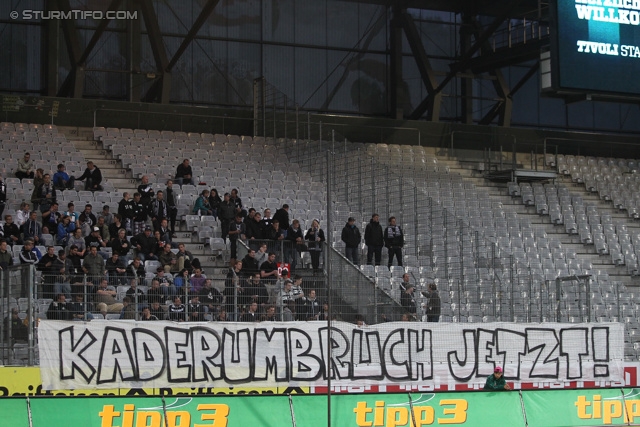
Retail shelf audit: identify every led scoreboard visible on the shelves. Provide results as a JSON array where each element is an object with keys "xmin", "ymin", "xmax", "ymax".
[{"xmin": 547, "ymin": 0, "xmax": 640, "ymax": 98}]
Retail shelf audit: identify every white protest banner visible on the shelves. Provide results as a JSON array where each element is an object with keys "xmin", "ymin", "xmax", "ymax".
[{"xmin": 38, "ymin": 320, "xmax": 624, "ymax": 390}]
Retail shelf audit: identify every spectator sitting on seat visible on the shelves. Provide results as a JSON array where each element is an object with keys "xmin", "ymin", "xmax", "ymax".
[
  {"xmin": 208, "ymin": 188, "xmax": 222, "ymax": 221},
  {"xmin": 260, "ymin": 305, "xmax": 278, "ymax": 322},
  {"xmin": 22, "ymin": 212, "xmax": 42, "ymax": 245},
  {"xmin": 176, "ymin": 242, "xmax": 200, "ymax": 272},
  {"xmin": 168, "ymin": 296, "xmax": 187, "ymax": 321},
  {"xmin": 69, "ymin": 293, "xmax": 94, "ymax": 321},
  {"xmin": 42, "ymin": 202, "xmax": 61, "ymax": 235},
  {"xmin": 97, "ymin": 205, "xmax": 114, "ymax": 226},
  {"xmin": 4, "ymin": 214, "xmax": 21, "ymax": 246},
  {"xmin": 154, "ymin": 267, "xmax": 175, "ymax": 295},
  {"xmin": 110, "ymin": 228, "xmax": 131, "ymax": 263},
  {"xmin": 65, "ymin": 245, "xmax": 84, "ymax": 289},
  {"xmin": 53, "ymin": 163, "xmax": 75, "ymax": 190},
  {"xmin": 175, "ymin": 159, "xmax": 194, "ymax": 186},
  {"xmin": 82, "ymin": 245, "xmax": 105, "ymax": 284},
  {"xmin": 241, "ymin": 249, "xmax": 260, "ymax": 276},
  {"xmin": 65, "ymin": 202, "xmax": 80, "ymax": 224},
  {"xmin": 273, "ymin": 204, "xmax": 290, "ymax": 233},
  {"xmin": 118, "ymin": 192, "xmax": 135, "ymax": 235},
  {"xmin": 76, "ymin": 161, "xmax": 103, "ymax": 191},
  {"xmin": 156, "ymin": 219, "xmax": 174, "ymax": 248},
  {"xmin": 85, "ymin": 226, "xmax": 108, "ymax": 259},
  {"xmin": 137, "ymin": 175, "xmax": 154, "ymax": 207},
  {"xmin": 67, "ymin": 227, "xmax": 86, "ymax": 257},
  {"xmin": 56, "ymin": 215, "xmax": 76, "ymax": 246},
  {"xmin": 189, "ymin": 267, "xmax": 207, "ymax": 294},
  {"xmin": 4, "ymin": 308, "xmax": 28, "ymax": 342},
  {"xmin": 126, "ymin": 257, "xmax": 146, "ymax": 285},
  {"xmin": 20, "ymin": 239, "xmax": 42, "ymax": 265},
  {"xmin": 0, "ymin": 239, "xmax": 13, "ymax": 270},
  {"xmin": 241, "ymin": 301, "xmax": 259, "ymax": 322},
  {"xmin": 159, "ymin": 244, "xmax": 178, "ymax": 273},
  {"xmin": 79, "ymin": 204, "xmax": 97, "ymax": 231},
  {"xmin": 303, "ymin": 289, "xmax": 321, "ymax": 320},
  {"xmin": 141, "ymin": 306, "xmax": 158, "ymax": 321},
  {"xmin": 94, "ymin": 278, "xmax": 123, "ymax": 313},
  {"xmin": 105, "ymin": 252, "xmax": 127, "ymax": 287},
  {"xmin": 150, "ymin": 301, "xmax": 166, "ymax": 320},
  {"xmin": 188, "ymin": 294, "xmax": 205, "ymax": 322},
  {"xmin": 120, "ymin": 296, "xmax": 137, "ymax": 320},
  {"xmin": 246, "ymin": 272, "xmax": 269, "ymax": 310},
  {"xmin": 193, "ymin": 189, "xmax": 213, "ymax": 215},
  {"xmin": 47, "ymin": 293, "xmax": 71, "ymax": 320},
  {"xmin": 16, "ymin": 202, "xmax": 30, "ymax": 228},
  {"xmin": 147, "ymin": 278, "xmax": 167, "ymax": 303},
  {"xmin": 131, "ymin": 226, "xmax": 158, "ymax": 261},
  {"xmin": 199, "ymin": 278, "xmax": 223, "ymax": 313},
  {"xmin": 131, "ymin": 193, "xmax": 147, "ymax": 236},
  {"xmin": 30, "ymin": 168, "xmax": 44, "ymax": 210},
  {"xmin": 216, "ymin": 308, "xmax": 227, "ymax": 321},
  {"xmin": 95, "ymin": 216, "xmax": 110, "ymax": 243},
  {"xmin": 125, "ymin": 277, "xmax": 146, "ymax": 306},
  {"xmin": 15, "ymin": 152, "xmax": 34, "ymax": 180}
]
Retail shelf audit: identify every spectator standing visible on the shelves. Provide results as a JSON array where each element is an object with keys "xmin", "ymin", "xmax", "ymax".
[
  {"xmin": 16, "ymin": 152, "xmax": 35, "ymax": 180},
  {"xmin": 118, "ymin": 192, "xmax": 135, "ymax": 235},
  {"xmin": 137, "ymin": 175, "xmax": 154, "ymax": 206},
  {"xmin": 228, "ymin": 215, "xmax": 246, "ymax": 264},
  {"xmin": 131, "ymin": 193, "xmax": 148, "ymax": 236},
  {"xmin": 364, "ymin": 213, "xmax": 384, "ymax": 266},
  {"xmin": 400, "ymin": 284, "xmax": 417, "ymax": 314},
  {"xmin": 219, "ymin": 193, "xmax": 235, "ymax": 243},
  {"xmin": 424, "ymin": 283, "xmax": 441, "ymax": 322},
  {"xmin": 286, "ymin": 219, "xmax": 304, "ymax": 271},
  {"xmin": 341, "ymin": 217, "xmax": 361, "ymax": 265},
  {"xmin": 0, "ymin": 174, "xmax": 6, "ymax": 218},
  {"xmin": 384, "ymin": 216, "xmax": 404, "ymax": 268},
  {"xmin": 165, "ymin": 180, "xmax": 178, "ymax": 237},
  {"xmin": 76, "ymin": 161, "xmax": 103, "ymax": 191},
  {"xmin": 208, "ymin": 188, "xmax": 222, "ymax": 221},
  {"xmin": 149, "ymin": 190, "xmax": 168, "ymax": 232},
  {"xmin": 305, "ymin": 219, "xmax": 325, "ymax": 274}
]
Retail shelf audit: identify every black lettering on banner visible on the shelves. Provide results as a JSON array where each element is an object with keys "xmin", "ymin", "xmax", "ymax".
[
  {"xmin": 288, "ymin": 328, "xmax": 323, "ymax": 381},
  {"xmin": 318, "ymin": 327, "xmax": 350, "ymax": 380},
  {"xmin": 408, "ymin": 329, "xmax": 433, "ymax": 381},
  {"xmin": 97, "ymin": 327, "xmax": 136, "ymax": 384},
  {"xmin": 447, "ymin": 329, "xmax": 477, "ymax": 381},
  {"xmin": 164, "ymin": 327, "xmax": 191, "ymax": 383},
  {"xmin": 350, "ymin": 329, "xmax": 383, "ymax": 380},
  {"xmin": 132, "ymin": 328, "xmax": 166, "ymax": 381},
  {"xmin": 592, "ymin": 327, "xmax": 610, "ymax": 377},
  {"xmin": 526, "ymin": 328, "xmax": 560, "ymax": 379},
  {"xmin": 252, "ymin": 328, "xmax": 288, "ymax": 382},
  {"xmin": 495, "ymin": 329, "xmax": 527, "ymax": 380},
  {"xmin": 382, "ymin": 329, "xmax": 411, "ymax": 381},
  {"xmin": 58, "ymin": 326, "xmax": 97, "ymax": 383},
  {"xmin": 560, "ymin": 328, "xmax": 589, "ymax": 380},
  {"xmin": 222, "ymin": 328, "xmax": 252, "ymax": 383},
  {"xmin": 476, "ymin": 329, "xmax": 497, "ymax": 378},
  {"xmin": 190, "ymin": 327, "xmax": 222, "ymax": 382}
]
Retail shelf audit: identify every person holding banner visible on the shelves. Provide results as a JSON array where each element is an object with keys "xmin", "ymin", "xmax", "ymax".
[{"xmin": 483, "ymin": 366, "xmax": 511, "ymax": 391}]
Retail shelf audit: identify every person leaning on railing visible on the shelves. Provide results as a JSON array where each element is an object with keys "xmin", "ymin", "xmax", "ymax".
[{"xmin": 483, "ymin": 366, "xmax": 511, "ymax": 391}]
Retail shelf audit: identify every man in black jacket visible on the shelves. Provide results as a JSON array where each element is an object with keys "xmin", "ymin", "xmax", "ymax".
[
  {"xmin": 175, "ymin": 159, "xmax": 194, "ymax": 186},
  {"xmin": 273, "ymin": 204, "xmax": 290, "ymax": 232},
  {"xmin": 364, "ymin": 213, "xmax": 384, "ymax": 266},
  {"xmin": 341, "ymin": 217, "xmax": 361, "ymax": 265},
  {"xmin": 165, "ymin": 180, "xmax": 178, "ymax": 237},
  {"xmin": 118, "ymin": 192, "xmax": 135, "ymax": 235},
  {"xmin": 0, "ymin": 174, "xmax": 6, "ymax": 217},
  {"xmin": 286, "ymin": 219, "xmax": 304, "ymax": 271},
  {"xmin": 131, "ymin": 226, "xmax": 158, "ymax": 261},
  {"xmin": 400, "ymin": 284, "xmax": 417, "ymax": 315},
  {"xmin": 384, "ymin": 216, "xmax": 404, "ymax": 268},
  {"xmin": 218, "ymin": 193, "xmax": 236, "ymax": 243},
  {"xmin": 241, "ymin": 249, "xmax": 260, "ymax": 276},
  {"xmin": 76, "ymin": 161, "xmax": 103, "ymax": 191}
]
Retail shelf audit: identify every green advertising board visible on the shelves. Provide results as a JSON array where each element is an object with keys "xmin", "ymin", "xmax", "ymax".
[{"xmin": 0, "ymin": 398, "xmax": 29, "ymax": 427}]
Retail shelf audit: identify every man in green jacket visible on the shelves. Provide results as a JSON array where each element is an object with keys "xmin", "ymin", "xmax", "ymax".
[{"xmin": 483, "ymin": 366, "xmax": 511, "ymax": 391}]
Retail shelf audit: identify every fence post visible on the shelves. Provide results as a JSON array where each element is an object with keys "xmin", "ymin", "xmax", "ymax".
[{"xmin": 28, "ymin": 265, "xmax": 34, "ymax": 365}]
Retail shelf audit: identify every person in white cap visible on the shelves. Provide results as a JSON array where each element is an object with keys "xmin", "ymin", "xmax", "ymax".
[{"xmin": 483, "ymin": 366, "xmax": 511, "ymax": 391}]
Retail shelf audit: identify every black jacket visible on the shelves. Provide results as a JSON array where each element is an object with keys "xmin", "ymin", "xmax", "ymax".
[
  {"xmin": 77, "ymin": 167, "xmax": 102, "ymax": 186},
  {"xmin": 245, "ymin": 218, "xmax": 264, "ymax": 240},
  {"xmin": 219, "ymin": 200, "xmax": 236, "ymax": 221},
  {"xmin": 364, "ymin": 220, "xmax": 384, "ymax": 246},
  {"xmin": 273, "ymin": 208, "xmax": 290, "ymax": 231},
  {"xmin": 118, "ymin": 198, "xmax": 135, "ymax": 219},
  {"xmin": 341, "ymin": 223, "xmax": 361, "ymax": 248},
  {"xmin": 131, "ymin": 232, "xmax": 157, "ymax": 255}
]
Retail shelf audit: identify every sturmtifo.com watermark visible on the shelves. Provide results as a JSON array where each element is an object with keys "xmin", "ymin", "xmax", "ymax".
[{"xmin": 10, "ymin": 10, "xmax": 138, "ymax": 20}]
